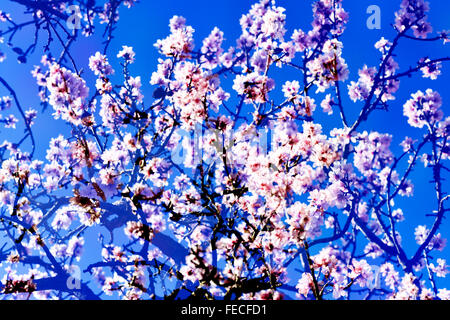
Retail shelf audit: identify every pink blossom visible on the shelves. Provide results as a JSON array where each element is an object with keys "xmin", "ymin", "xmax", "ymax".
[
  {"xmin": 307, "ymin": 39, "xmax": 349, "ymax": 93},
  {"xmin": 296, "ymin": 273, "xmax": 313, "ymax": 298},
  {"xmin": 282, "ymin": 80, "xmax": 300, "ymax": 100},
  {"xmin": 67, "ymin": 236, "xmax": 84, "ymax": 261},
  {"xmin": 430, "ymin": 258, "xmax": 448, "ymax": 278},
  {"xmin": 45, "ymin": 63, "xmax": 90, "ymax": 126},
  {"xmin": 89, "ymin": 52, "xmax": 114, "ymax": 76},
  {"xmin": 0, "ymin": 96, "xmax": 12, "ymax": 111},
  {"xmin": 117, "ymin": 45, "xmax": 136, "ymax": 63},
  {"xmin": 155, "ymin": 17, "xmax": 195, "ymax": 58},
  {"xmin": 403, "ymin": 89, "xmax": 443, "ymax": 128},
  {"xmin": 233, "ymin": 72, "xmax": 275, "ymax": 104},
  {"xmin": 420, "ymin": 58, "xmax": 441, "ymax": 80}
]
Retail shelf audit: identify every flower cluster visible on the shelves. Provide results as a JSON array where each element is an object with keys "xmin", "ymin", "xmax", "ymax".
[
  {"xmin": 296, "ymin": 247, "xmax": 375, "ymax": 299},
  {"xmin": 395, "ymin": 0, "xmax": 432, "ymax": 38},
  {"xmin": 307, "ymin": 39, "xmax": 349, "ymax": 93},
  {"xmin": 403, "ymin": 89, "xmax": 443, "ymax": 128},
  {"xmin": 233, "ymin": 72, "xmax": 275, "ymax": 104},
  {"xmin": 155, "ymin": 16, "xmax": 195, "ymax": 58},
  {"xmin": 44, "ymin": 63, "xmax": 90, "ymax": 126}
]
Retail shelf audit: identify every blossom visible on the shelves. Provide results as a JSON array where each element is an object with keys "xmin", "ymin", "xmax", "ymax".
[
  {"xmin": 428, "ymin": 233, "xmax": 447, "ymax": 251},
  {"xmin": 50, "ymin": 244, "xmax": 68, "ymax": 258},
  {"xmin": 420, "ymin": 58, "xmax": 441, "ymax": 80},
  {"xmin": 353, "ymin": 131, "xmax": 393, "ymax": 176},
  {"xmin": 320, "ymin": 94, "xmax": 334, "ymax": 115},
  {"xmin": 307, "ymin": 39, "xmax": 349, "ymax": 93},
  {"xmin": 260, "ymin": 5, "xmax": 286, "ymax": 40},
  {"xmin": 154, "ymin": 16, "xmax": 195, "ymax": 58},
  {"xmin": 395, "ymin": 0, "xmax": 431, "ymax": 35},
  {"xmin": 403, "ymin": 89, "xmax": 443, "ymax": 128},
  {"xmin": 25, "ymin": 108, "xmax": 37, "ymax": 126},
  {"xmin": 364, "ymin": 243, "xmax": 383, "ymax": 259},
  {"xmin": 124, "ymin": 221, "xmax": 153, "ymax": 242},
  {"xmin": 392, "ymin": 208, "xmax": 405, "ymax": 222},
  {"xmin": 0, "ymin": 96, "xmax": 12, "ymax": 111},
  {"xmin": 348, "ymin": 65, "xmax": 376, "ymax": 102},
  {"xmin": 200, "ymin": 27, "xmax": 224, "ymax": 69},
  {"xmin": 117, "ymin": 45, "xmax": 136, "ymax": 63},
  {"xmin": 3, "ymin": 114, "xmax": 18, "ymax": 129},
  {"xmin": 52, "ymin": 206, "xmax": 78, "ymax": 230},
  {"xmin": 296, "ymin": 273, "xmax": 313, "ymax": 298},
  {"xmin": 400, "ymin": 137, "xmax": 416, "ymax": 152},
  {"xmin": 348, "ymin": 259, "xmax": 374, "ymax": 287},
  {"xmin": 99, "ymin": 94, "xmax": 128, "ymax": 132},
  {"xmin": 233, "ymin": 72, "xmax": 275, "ymax": 104},
  {"xmin": 282, "ymin": 80, "xmax": 300, "ymax": 100},
  {"xmin": 393, "ymin": 273, "xmax": 419, "ymax": 300},
  {"xmin": 415, "ymin": 225, "xmax": 429, "ymax": 245},
  {"xmin": 190, "ymin": 225, "xmax": 213, "ymax": 244},
  {"xmin": 311, "ymin": 0, "xmax": 348, "ymax": 38},
  {"xmin": 438, "ymin": 289, "xmax": 450, "ymax": 300},
  {"xmin": 375, "ymin": 37, "xmax": 392, "ymax": 52},
  {"xmin": 291, "ymin": 29, "xmax": 309, "ymax": 52},
  {"xmin": 123, "ymin": 76, "xmax": 144, "ymax": 103},
  {"xmin": 89, "ymin": 52, "xmax": 114, "ymax": 76},
  {"xmin": 45, "ymin": 63, "xmax": 90, "ymax": 126},
  {"xmin": 67, "ymin": 237, "xmax": 85, "ymax": 261},
  {"xmin": 430, "ymin": 259, "xmax": 449, "ymax": 278}
]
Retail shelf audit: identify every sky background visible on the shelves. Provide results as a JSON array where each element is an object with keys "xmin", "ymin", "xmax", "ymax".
[{"xmin": 0, "ymin": 0, "xmax": 450, "ymax": 298}]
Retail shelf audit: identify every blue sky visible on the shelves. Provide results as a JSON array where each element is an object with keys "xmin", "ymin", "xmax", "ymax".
[{"xmin": 1, "ymin": 0, "xmax": 450, "ymax": 297}]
